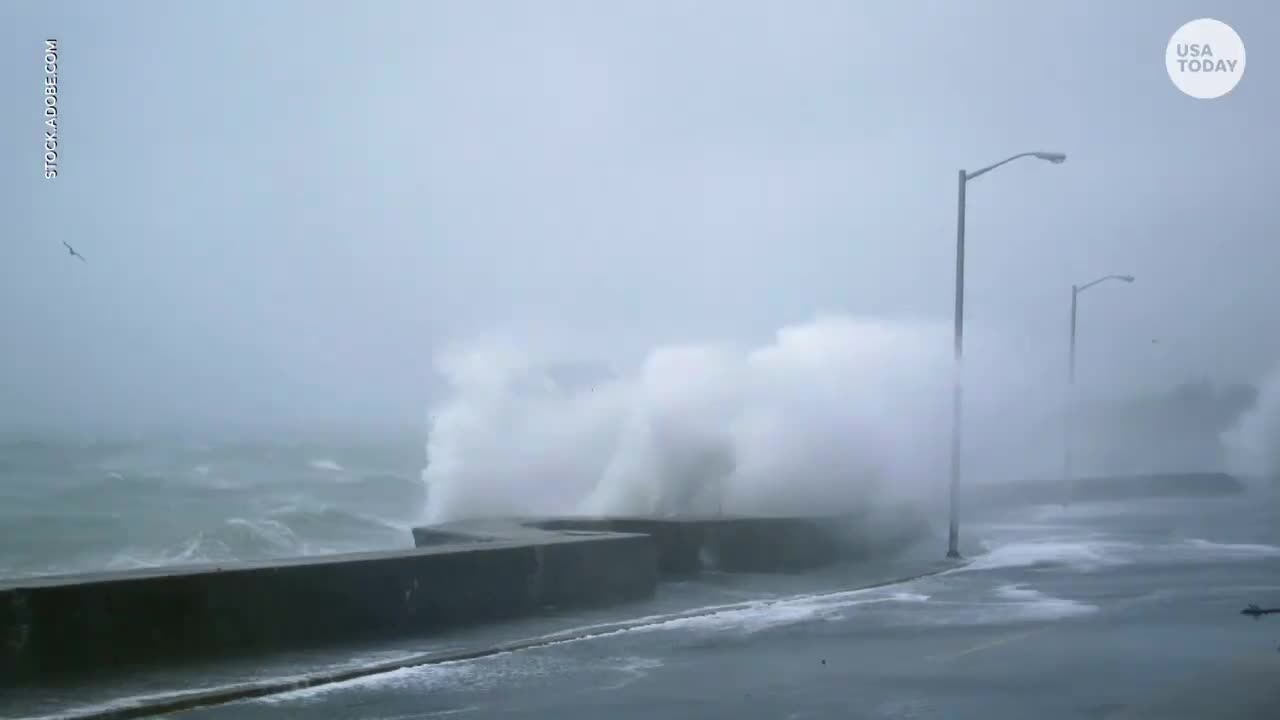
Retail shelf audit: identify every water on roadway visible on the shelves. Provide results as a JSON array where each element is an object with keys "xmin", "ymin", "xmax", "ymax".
[{"xmin": 153, "ymin": 493, "xmax": 1280, "ymax": 720}]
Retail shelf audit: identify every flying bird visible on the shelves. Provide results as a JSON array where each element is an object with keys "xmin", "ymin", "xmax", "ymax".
[{"xmin": 62, "ymin": 241, "xmax": 86, "ymax": 263}]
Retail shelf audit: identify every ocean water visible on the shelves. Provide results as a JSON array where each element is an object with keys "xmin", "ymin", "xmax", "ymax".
[{"xmin": 0, "ymin": 435, "xmax": 427, "ymax": 580}]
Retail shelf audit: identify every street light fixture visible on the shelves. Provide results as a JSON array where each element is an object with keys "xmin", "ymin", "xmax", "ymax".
[
  {"xmin": 1063, "ymin": 274, "xmax": 1136, "ymax": 497},
  {"xmin": 947, "ymin": 151, "xmax": 1066, "ymax": 560}
]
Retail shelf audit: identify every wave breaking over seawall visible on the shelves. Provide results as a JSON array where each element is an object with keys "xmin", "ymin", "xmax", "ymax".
[{"xmin": 420, "ymin": 314, "xmax": 1065, "ymax": 526}]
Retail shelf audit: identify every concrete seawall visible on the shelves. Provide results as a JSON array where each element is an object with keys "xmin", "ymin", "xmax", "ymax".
[
  {"xmin": 1069, "ymin": 472, "xmax": 1245, "ymax": 500},
  {"xmin": 2, "ymin": 513, "xmax": 918, "ymax": 685},
  {"xmin": 418, "ymin": 513, "xmax": 929, "ymax": 575},
  {"xmin": 0, "ymin": 531, "xmax": 655, "ymax": 683},
  {"xmin": 531, "ymin": 517, "xmax": 845, "ymax": 573},
  {"xmin": 969, "ymin": 472, "xmax": 1246, "ymax": 510}
]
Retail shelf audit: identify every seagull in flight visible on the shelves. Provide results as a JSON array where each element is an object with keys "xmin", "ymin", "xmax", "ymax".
[{"xmin": 62, "ymin": 241, "xmax": 86, "ymax": 263}]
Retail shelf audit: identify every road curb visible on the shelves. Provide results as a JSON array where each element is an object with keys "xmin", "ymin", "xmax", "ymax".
[{"xmin": 31, "ymin": 561, "xmax": 965, "ymax": 720}]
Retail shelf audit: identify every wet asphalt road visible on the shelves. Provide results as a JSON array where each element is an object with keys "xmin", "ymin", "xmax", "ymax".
[{"xmin": 157, "ymin": 493, "xmax": 1280, "ymax": 720}]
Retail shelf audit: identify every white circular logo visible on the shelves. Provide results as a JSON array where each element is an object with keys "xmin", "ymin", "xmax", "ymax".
[{"xmin": 1166, "ymin": 18, "xmax": 1246, "ymax": 99}]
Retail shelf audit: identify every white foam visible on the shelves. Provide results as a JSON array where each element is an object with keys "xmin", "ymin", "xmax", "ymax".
[
  {"xmin": 993, "ymin": 584, "xmax": 1097, "ymax": 620},
  {"xmin": 520, "ymin": 581, "xmax": 937, "ymax": 650},
  {"xmin": 955, "ymin": 531, "xmax": 1280, "ymax": 580},
  {"xmin": 256, "ymin": 663, "xmax": 479, "ymax": 704},
  {"xmin": 8, "ymin": 649, "xmax": 466, "ymax": 720},
  {"xmin": 1180, "ymin": 538, "xmax": 1280, "ymax": 557},
  {"xmin": 962, "ymin": 538, "xmax": 1135, "ymax": 573},
  {"xmin": 309, "ymin": 458, "xmax": 344, "ymax": 472},
  {"xmin": 582, "ymin": 587, "xmax": 931, "ymax": 641},
  {"xmin": 994, "ymin": 584, "xmax": 1045, "ymax": 602},
  {"xmin": 597, "ymin": 656, "xmax": 664, "ymax": 691},
  {"xmin": 648, "ymin": 598, "xmax": 835, "ymax": 635},
  {"xmin": 899, "ymin": 583, "xmax": 1097, "ymax": 627},
  {"xmin": 262, "ymin": 649, "xmax": 575, "ymax": 705},
  {"xmin": 36, "ymin": 647, "xmax": 649, "ymax": 717}
]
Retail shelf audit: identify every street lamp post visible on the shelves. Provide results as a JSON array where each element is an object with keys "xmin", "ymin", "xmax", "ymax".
[
  {"xmin": 1064, "ymin": 274, "xmax": 1135, "ymax": 499},
  {"xmin": 947, "ymin": 151, "xmax": 1066, "ymax": 560}
]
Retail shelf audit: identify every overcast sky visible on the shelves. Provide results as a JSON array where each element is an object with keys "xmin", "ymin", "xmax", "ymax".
[{"xmin": 0, "ymin": 0, "xmax": 1276, "ymax": 437}]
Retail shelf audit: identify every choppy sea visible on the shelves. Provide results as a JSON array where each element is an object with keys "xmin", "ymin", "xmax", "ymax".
[{"xmin": 0, "ymin": 435, "xmax": 427, "ymax": 579}]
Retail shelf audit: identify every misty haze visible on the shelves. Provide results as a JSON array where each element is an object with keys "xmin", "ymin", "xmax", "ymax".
[{"xmin": 2, "ymin": 2, "xmax": 1279, "ymax": 719}]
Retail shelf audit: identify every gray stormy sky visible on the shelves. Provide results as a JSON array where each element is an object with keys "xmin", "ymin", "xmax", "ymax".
[{"xmin": 0, "ymin": 0, "xmax": 1277, "ymax": 438}]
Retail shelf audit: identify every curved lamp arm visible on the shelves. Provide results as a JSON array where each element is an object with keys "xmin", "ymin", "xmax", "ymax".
[
  {"xmin": 1076, "ymin": 274, "xmax": 1135, "ymax": 294},
  {"xmin": 966, "ymin": 151, "xmax": 1067, "ymax": 181}
]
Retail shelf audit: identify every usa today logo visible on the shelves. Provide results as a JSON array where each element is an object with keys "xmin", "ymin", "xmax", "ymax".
[{"xmin": 1166, "ymin": 18, "xmax": 1246, "ymax": 99}]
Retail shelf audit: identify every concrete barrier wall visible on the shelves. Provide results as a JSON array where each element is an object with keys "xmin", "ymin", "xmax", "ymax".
[
  {"xmin": 0, "ymin": 533, "xmax": 656, "ymax": 683},
  {"xmin": 4, "ymin": 511, "xmax": 923, "ymax": 683},
  {"xmin": 707, "ymin": 518, "xmax": 842, "ymax": 572},
  {"xmin": 512, "ymin": 515, "xmax": 919, "ymax": 575},
  {"xmin": 971, "ymin": 472, "xmax": 1246, "ymax": 510},
  {"xmin": 530, "ymin": 519, "xmax": 711, "ymax": 574},
  {"xmin": 1070, "ymin": 472, "xmax": 1244, "ymax": 500}
]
